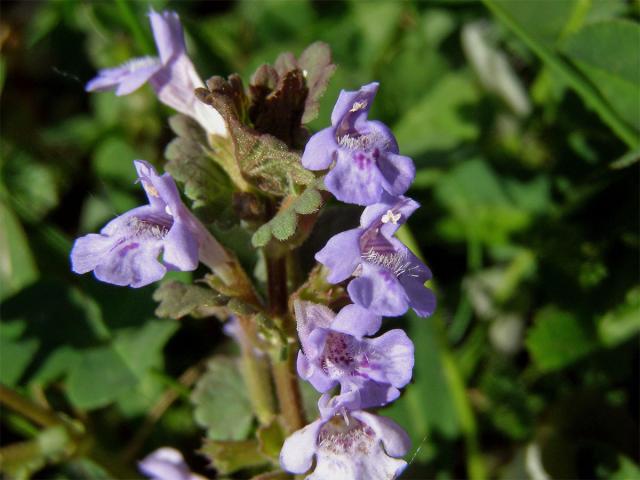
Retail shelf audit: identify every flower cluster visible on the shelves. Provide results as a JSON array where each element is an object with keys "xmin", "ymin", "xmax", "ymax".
[
  {"xmin": 72, "ymin": 10, "xmax": 231, "ymax": 288},
  {"xmin": 280, "ymin": 84, "xmax": 436, "ymax": 479}
]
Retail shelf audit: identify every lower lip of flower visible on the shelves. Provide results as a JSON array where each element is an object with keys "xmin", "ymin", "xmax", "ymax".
[{"xmin": 317, "ymin": 415, "xmax": 375, "ymax": 455}]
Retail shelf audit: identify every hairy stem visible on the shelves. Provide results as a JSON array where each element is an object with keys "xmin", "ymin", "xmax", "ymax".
[
  {"xmin": 272, "ymin": 355, "xmax": 305, "ymax": 434},
  {"xmin": 265, "ymin": 249, "xmax": 306, "ymax": 433},
  {"xmin": 237, "ymin": 315, "xmax": 277, "ymax": 426}
]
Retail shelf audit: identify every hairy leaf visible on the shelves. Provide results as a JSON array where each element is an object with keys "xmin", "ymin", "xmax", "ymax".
[
  {"xmin": 252, "ymin": 183, "xmax": 324, "ymax": 247},
  {"xmin": 153, "ymin": 280, "xmax": 228, "ymax": 320},
  {"xmin": 165, "ymin": 115, "xmax": 234, "ymax": 223},
  {"xmin": 200, "ymin": 439, "xmax": 269, "ymax": 475},
  {"xmin": 191, "ymin": 356, "xmax": 254, "ymax": 441}
]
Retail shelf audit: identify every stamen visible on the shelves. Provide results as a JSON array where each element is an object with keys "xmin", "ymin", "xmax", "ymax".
[
  {"xmin": 381, "ymin": 210, "xmax": 401, "ymax": 224},
  {"xmin": 350, "ymin": 100, "xmax": 368, "ymax": 112},
  {"xmin": 362, "ymin": 248, "xmax": 419, "ymax": 278},
  {"xmin": 128, "ymin": 217, "xmax": 170, "ymax": 240}
]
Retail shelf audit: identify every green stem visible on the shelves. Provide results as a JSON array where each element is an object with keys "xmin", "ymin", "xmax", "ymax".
[
  {"xmin": 272, "ymin": 356, "xmax": 305, "ymax": 434},
  {"xmin": 0, "ymin": 385, "xmax": 61, "ymax": 429},
  {"xmin": 114, "ymin": 0, "xmax": 153, "ymax": 55},
  {"xmin": 237, "ymin": 316, "xmax": 277, "ymax": 426},
  {"xmin": 483, "ymin": 0, "xmax": 639, "ymax": 148},
  {"xmin": 264, "ymin": 248, "xmax": 306, "ymax": 433}
]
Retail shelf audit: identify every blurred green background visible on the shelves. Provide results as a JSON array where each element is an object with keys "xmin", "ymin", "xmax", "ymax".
[{"xmin": 1, "ymin": 1, "xmax": 638, "ymax": 479}]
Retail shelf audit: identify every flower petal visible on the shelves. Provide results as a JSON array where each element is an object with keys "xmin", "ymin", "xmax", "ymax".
[
  {"xmin": 325, "ymin": 149, "xmax": 384, "ymax": 205},
  {"xmin": 297, "ymin": 350, "xmax": 336, "ymax": 393},
  {"xmin": 94, "ymin": 239, "xmax": 166, "ymax": 288},
  {"xmin": 115, "ymin": 63, "xmax": 163, "ymax": 96},
  {"xmin": 359, "ymin": 193, "xmax": 419, "ymax": 236},
  {"xmin": 363, "ymin": 329, "xmax": 414, "ymax": 387},
  {"xmin": 331, "ymin": 303, "xmax": 381, "ymax": 338},
  {"xmin": 331, "ymin": 82, "xmax": 379, "ymax": 127},
  {"xmin": 347, "ymin": 263, "xmax": 409, "ymax": 316},
  {"xmin": 139, "ymin": 447, "xmax": 195, "ymax": 480},
  {"xmin": 280, "ymin": 419, "xmax": 323, "ymax": 474},
  {"xmin": 353, "ymin": 412, "xmax": 411, "ymax": 458},
  {"xmin": 378, "ymin": 152, "xmax": 415, "ymax": 197},
  {"xmin": 301, "ymin": 127, "xmax": 338, "ymax": 170},
  {"xmin": 314, "ymin": 229, "xmax": 362, "ymax": 284},
  {"xmin": 162, "ymin": 221, "xmax": 198, "ymax": 271},
  {"xmin": 401, "ymin": 276, "xmax": 436, "ymax": 318},
  {"xmin": 295, "ymin": 300, "xmax": 336, "ymax": 353},
  {"xmin": 70, "ymin": 233, "xmax": 115, "ymax": 274},
  {"xmin": 148, "ymin": 9, "xmax": 186, "ymax": 64}
]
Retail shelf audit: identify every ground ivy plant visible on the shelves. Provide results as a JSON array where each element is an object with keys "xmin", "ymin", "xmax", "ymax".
[{"xmin": 68, "ymin": 9, "xmax": 435, "ymax": 480}]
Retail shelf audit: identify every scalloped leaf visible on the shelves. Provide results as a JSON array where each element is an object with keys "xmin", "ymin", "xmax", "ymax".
[
  {"xmin": 153, "ymin": 280, "xmax": 228, "ymax": 320},
  {"xmin": 251, "ymin": 183, "xmax": 324, "ymax": 247},
  {"xmin": 191, "ymin": 357, "xmax": 254, "ymax": 441}
]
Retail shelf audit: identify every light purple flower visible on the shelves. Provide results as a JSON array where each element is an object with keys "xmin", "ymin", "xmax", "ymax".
[
  {"xmin": 139, "ymin": 447, "xmax": 205, "ymax": 480},
  {"xmin": 301, "ymin": 82, "xmax": 415, "ymax": 206},
  {"xmin": 280, "ymin": 407, "xmax": 411, "ymax": 480},
  {"xmin": 315, "ymin": 193, "xmax": 435, "ymax": 317},
  {"xmin": 71, "ymin": 160, "xmax": 228, "ymax": 288},
  {"xmin": 295, "ymin": 301, "xmax": 414, "ymax": 412},
  {"xmin": 86, "ymin": 9, "xmax": 226, "ymax": 137}
]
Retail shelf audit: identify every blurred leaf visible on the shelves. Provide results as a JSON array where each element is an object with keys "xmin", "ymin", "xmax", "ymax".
[
  {"xmin": 489, "ymin": 0, "xmax": 579, "ymax": 48},
  {"xmin": 393, "ymin": 72, "xmax": 479, "ymax": 156},
  {"xmin": 66, "ymin": 346, "xmax": 138, "ymax": 409},
  {"xmin": 200, "ymin": 439, "xmax": 269, "ymax": 475},
  {"xmin": 92, "ymin": 137, "xmax": 139, "ymax": 185},
  {"xmin": 597, "ymin": 286, "xmax": 640, "ymax": 347},
  {"xmin": 434, "ymin": 158, "xmax": 530, "ymax": 245},
  {"xmin": 113, "ymin": 319, "xmax": 178, "ymax": 376},
  {"xmin": 350, "ymin": 0, "xmax": 403, "ymax": 67},
  {"xmin": 191, "ymin": 356, "xmax": 254, "ymax": 441},
  {"xmin": 0, "ymin": 322, "xmax": 39, "ymax": 387},
  {"xmin": 609, "ymin": 455, "xmax": 640, "ymax": 480},
  {"xmin": 562, "ymin": 19, "xmax": 640, "ymax": 132},
  {"xmin": 484, "ymin": 0, "xmax": 639, "ymax": 147},
  {"xmin": 386, "ymin": 311, "xmax": 459, "ymax": 445},
  {"xmin": 153, "ymin": 280, "xmax": 228, "ymax": 320},
  {"xmin": 256, "ymin": 420, "xmax": 285, "ymax": 460},
  {"xmin": 526, "ymin": 306, "xmax": 598, "ymax": 372},
  {"xmin": 0, "ymin": 202, "xmax": 38, "ymax": 301}
]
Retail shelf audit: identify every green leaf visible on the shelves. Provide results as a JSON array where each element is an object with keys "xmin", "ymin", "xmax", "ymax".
[
  {"xmin": 256, "ymin": 420, "xmax": 285, "ymax": 459},
  {"xmin": 0, "ymin": 201, "xmax": 38, "ymax": 301},
  {"xmin": 251, "ymin": 184, "xmax": 324, "ymax": 247},
  {"xmin": 298, "ymin": 42, "xmax": 337, "ymax": 124},
  {"xmin": 526, "ymin": 306, "xmax": 598, "ymax": 372},
  {"xmin": 434, "ymin": 159, "xmax": 530, "ymax": 245},
  {"xmin": 66, "ymin": 346, "xmax": 138, "ymax": 410},
  {"xmin": 562, "ymin": 19, "xmax": 640, "ymax": 132},
  {"xmin": 484, "ymin": 0, "xmax": 639, "ymax": 147},
  {"xmin": 598, "ymin": 286, "xmax": 640, "ymax": 347},
  {"xmin": 92, "ymin": 137, "xmax": 139, "ymax": 185},
  {"xmin": 113, "ymin": 319, "xmax": 179, "ymax": 376},
  {"xmin": 201, "ymin": 439, "xmax": 269, "ymax": 475},
  {"xmin": 393, "ymin": 72, "xmax": 480, "ymax": 156},
  {"xmin": 610, "ymin": 455, "xmax": 640, "ymax": 480},
  {"xmin": 153, "ymin": 280, "xmax": 229, "ymax": 320},
  {"xmin": 165, "ymin": 115, "xmax": 234, "ymax": 223},
  {"xmin": 191, "ymin": 356, "xmax": 254, "ymax": 441},
  {"xmin": 0, "ymin": 324, "xmax": 39, "ymax": 387}
]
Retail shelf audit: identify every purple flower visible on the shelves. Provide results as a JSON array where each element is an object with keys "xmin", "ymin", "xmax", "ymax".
[
  {"xmin": 139, "ymin": 447, "xmax": 205, "ymax": 480},
  {"xmin": 301, "ymin": 82, "xmax": 415, "ymax": 206},
  {"xmin": 295, "ymin": 301, "xmax": 414, "ymax": 412},
  {"xmin": 71, "ymin": 160, "xmax": 228, "ymax": 288},
  {"xmin": 280, "ymin": 407, "xmax": 411, "ymax": 480},
  {"xmin": 315, "ymin": 193, "xmax": 435, "ymax": 317},
  {"xmin": 86, "ymin": 10, "xmax": 226, "ymax": 137}
]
